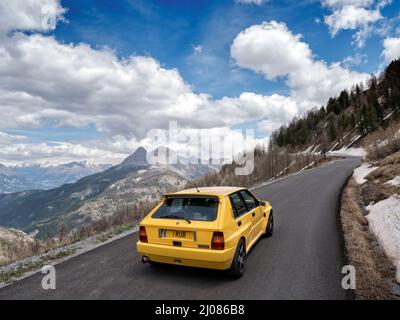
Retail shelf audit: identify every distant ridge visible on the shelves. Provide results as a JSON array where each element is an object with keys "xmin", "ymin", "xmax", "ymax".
[{"xmin": 120, "ymin": 147, "xmax": 148, "ymax": 167}]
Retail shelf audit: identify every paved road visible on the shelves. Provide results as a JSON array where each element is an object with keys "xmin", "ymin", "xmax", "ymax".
[{"xmin": 0, "ymin": 157, "xmax": 361, "ymax": 299}]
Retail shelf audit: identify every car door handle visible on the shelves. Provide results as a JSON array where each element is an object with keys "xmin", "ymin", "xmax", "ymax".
[
  {"xmin": 237, "ymin": 220, "xmax": 242, "ymax": 227},
  {"xmin": 252, "ymin": 212, "xmax": 255, "ymax": 217}
]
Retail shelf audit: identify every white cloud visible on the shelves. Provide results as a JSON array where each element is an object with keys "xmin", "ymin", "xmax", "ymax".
[
  {"xmin": 231, "ymin": 21, "xmax": 368, "ymax": 109},
  {"xmin": 321, "ymin": 0, "xmax": 392, "ymax": 47},
  {"xmin": 0, "ymin": 2, "xmax": 371, "ymax": 165},
  {"xmin": 0, "ymin": 32, "xmax": 297, "ymax": 163},
  {"xmin": 0, "ymin": 34, "xmax": 227, "ymax": 137},
  {"xmin": 342, "ymin": 52, "xmax": 368, "ymax": 67},
  {"xmin": 0, "ymin": 131, "xmax": 26, "ymax": 145},
  {"xmin": 322, "ymin": 0, "xmax": 374, "ymax": 8},
  {"xmin": 0, "ymin": 0, "xmax": 65, "ymax": 35},
  {"xmin": 0, "ymin": 29, "xmax": 308, "ymax": 144},
  {"xmin": 0, "ymin": 141, "xmax": 126, "ymax": 166},
  {"xmin": 235, "ymin": 0, "xmax": 266, "ymax": 5},
  {"xmin": 382, "ymin": 37, "xmax": 400, "ymax": 62},
  {"xmin": 192, "ymin": 44, "xmax": 203, "ymax": 54},
  {"xmin": 324, "ymin": 5, "xmax": 381, "ymax": 36},
  {"xmin": 231, "ymin": 21, "xmax": 312, "ymax": 80}
]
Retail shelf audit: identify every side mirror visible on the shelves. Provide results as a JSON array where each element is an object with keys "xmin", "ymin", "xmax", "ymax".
[{"xmin": 259, "ymin": 201, "xmax": 266, "ymax": 206}]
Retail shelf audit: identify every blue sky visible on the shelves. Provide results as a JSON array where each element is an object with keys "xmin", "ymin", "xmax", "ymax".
[
  {"xmin": 52, "ymin": 0, "xmax": 398, "ymax": 98},
  {"xmin": 0, "ymin": 0, "xmax": 399, "ymax": 164}
]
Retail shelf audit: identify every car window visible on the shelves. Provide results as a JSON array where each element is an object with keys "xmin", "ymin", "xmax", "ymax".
[
  {"xmin": 239, "ymin": 190, "xmax": 258, "ymax": 211},
  {"xmin": 152, "ymin": 196, "xmax": 219, "ymax": 221},
  {"xmin": 229, "ymin": 193, "xmax": 247, "ymax": 218}
]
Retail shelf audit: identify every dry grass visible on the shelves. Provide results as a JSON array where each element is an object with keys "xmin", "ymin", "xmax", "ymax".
[
  {"xmin": 340, "ymin": 177, "xmax": 395, "ymax": 299},
  {"xmin": 361, "ymin": 180, "xmax": 396, "ymax": 204},
  {"xmin": 361, "ymin": 158, "xmax": 400, "ymax": 204},
  {"xmin": 365, "ymin": 120, "xmax": 400, "ymax": 161},
  {"xmin": 377, "ymin": 150, "xmax": 400, "ymax": 166},
  {"xmin": 0, "ymin": 239, "xmax": 42, "ymax": 266}
]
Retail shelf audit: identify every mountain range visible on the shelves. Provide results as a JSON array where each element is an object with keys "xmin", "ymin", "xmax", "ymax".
[
  {"xmin": 0, "ymin": 161, "xmax": 112, "ymax": 194},
  {"xmin": 0, "ymin": 147, "xmax": 220, "ymax": 238}
]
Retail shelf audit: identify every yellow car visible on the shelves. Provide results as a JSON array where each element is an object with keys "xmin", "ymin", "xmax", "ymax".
[{"xmin": 136, "ymin": 186, "xmax": 273, "ymax": 278}]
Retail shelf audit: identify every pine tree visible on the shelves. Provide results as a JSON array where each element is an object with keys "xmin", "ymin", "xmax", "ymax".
[{"xmin": 328, "ymin": 117, "xmax": 337, "ymax": 141}]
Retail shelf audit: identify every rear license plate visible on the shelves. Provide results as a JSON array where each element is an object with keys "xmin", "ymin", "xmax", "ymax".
[
  {"xmin": 173, "ymin": 230, "xmax": 186, "ymax": 238},
  {"xmin": 160, "ymin": 229, "xmax": 194, "ymax": 240}
]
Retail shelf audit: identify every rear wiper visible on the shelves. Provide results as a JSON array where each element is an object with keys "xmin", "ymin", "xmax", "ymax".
[{"xmin": 161, "ymin": 215, "xmax": 192, "ymax": 224}]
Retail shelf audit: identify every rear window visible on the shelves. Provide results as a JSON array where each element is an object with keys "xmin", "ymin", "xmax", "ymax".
[{"xmin": 152, "ymin": 196, "xmax": 219, "ymax": 221}]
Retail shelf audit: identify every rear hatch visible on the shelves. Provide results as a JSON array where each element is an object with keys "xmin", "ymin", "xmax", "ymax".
[{"xmin": 143, "ymin": 195, "xmax": 220, "ymax": 249}]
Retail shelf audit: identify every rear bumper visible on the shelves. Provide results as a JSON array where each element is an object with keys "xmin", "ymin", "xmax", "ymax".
[{"xmin": 136, "ymin": 241, "xmax": 236, "ymax": 270}]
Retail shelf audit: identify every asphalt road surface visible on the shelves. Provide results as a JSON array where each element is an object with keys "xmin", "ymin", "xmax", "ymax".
[{"xmin": 0, "ymin": 157, "xmax": 361, "ymax": 299}]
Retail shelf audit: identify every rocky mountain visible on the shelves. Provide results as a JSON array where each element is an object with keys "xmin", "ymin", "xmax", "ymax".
[
  {"xmin": 0, "ymin": 161, "xmax": 112, "ymax": 194},
  {"xmin": 0, "ymin": 147, "xmax": 218, "ymax": 238},
  {"xmin": 146, "ymin": 146, "xmax": 221, "ymax": 179},
  {"xmin": 120, "ymin": 146, "xmax": 148, "ymax": 166}
]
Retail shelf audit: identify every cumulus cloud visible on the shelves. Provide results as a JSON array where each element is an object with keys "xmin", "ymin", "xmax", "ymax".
[
  {"xmin": 0, "ymin": 0, "xmax": 65, "ymax": 35},
  {"xmin": 324, "ymin": 5, "xmax": 381, "ymax": 36},
  {"xmin": 0, "ymin": 32, "xmax": 295, "ymax": 163},
  {"xmin": 0, "ymin": 32, "xmax": 293, "ymax": 141},
  {"xmin": 382, "ymin": 37, "xmax": 400, "ymax": 62},
  {"xmin": 231, "ymin": 21, "xmax": 312, "ymax": 79},
  {"xmin": 231, "ymin": 21, "xmax": 368, "ymax": 109},
  {"xmin": 321, "ymin": 0, "xmax": 392, "ymax": 47},
  {"xmin": 0, "ymin": 2, "xmax": 370, "ymax": 165},
  {"xmin": 0, "ymin": 34, "xmax": 183, "ymax": 136},
  {"xmin": 0, "ymin": 26, "xmax": 313, "ymax": 147}
]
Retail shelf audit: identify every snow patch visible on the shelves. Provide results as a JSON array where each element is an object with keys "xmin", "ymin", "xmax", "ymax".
[
  {"xmin": 386, "ymin": 176, "xmax": 400, "ymax": 186},
  {"xmin": 301, "ymin": 145, "xmax": 314, "ymax": 154},
  {"xmin": 328, "ymin": 147, "xmax": 366, "ymax": 158},
  {"xmin": 299, "ymin": 161, "xmax": 315, "ymax": 172},
  {"xmin": 353, "ymin": 163, "xmax": 378, "ymax": 184},
  {"xmin": 366, "ymin": 196, "xmax": 400, "ymax": 283}
]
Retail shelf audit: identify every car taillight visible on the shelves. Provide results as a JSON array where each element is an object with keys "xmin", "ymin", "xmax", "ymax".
[
  {"xmin": 139, "ymin": 226, "xmax": 148, "ymax": 243},
  {"xmin": 211, "ymin": 231, "xmax": 224, "ymax": 250}
]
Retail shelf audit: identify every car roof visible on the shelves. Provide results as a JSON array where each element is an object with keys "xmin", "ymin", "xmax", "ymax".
[{"xmin": 167, "ymin": 186, "xmax": 245, "ymax": 197}]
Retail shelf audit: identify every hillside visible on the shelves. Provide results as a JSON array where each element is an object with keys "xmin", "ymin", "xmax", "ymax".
[{"xmin": 270, "ymin": 60, "xmax": 400, "ymax": 154}]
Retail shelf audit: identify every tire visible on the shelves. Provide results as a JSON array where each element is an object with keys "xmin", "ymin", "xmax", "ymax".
[
  {"xmin": 228, "ymin": 238, "xmax": 246, "ymax": 279},
  {"xmin": 265, "ymin": 212, "xmax": 274, "ymax": 237}
]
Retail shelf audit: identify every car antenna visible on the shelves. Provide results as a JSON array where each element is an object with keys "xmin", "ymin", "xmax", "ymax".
[{"xmin": 192, "ymin": 182, "xmax": 200, "ymax": 193}]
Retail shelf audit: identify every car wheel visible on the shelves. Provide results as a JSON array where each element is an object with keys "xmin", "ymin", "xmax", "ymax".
[
  {"xmin": 265, "ymin": 212, "xmax": 274, "ymax": 237},
  {"xmin": 228, "ymin": 238, "xmax": 246, "ymax": 279}
]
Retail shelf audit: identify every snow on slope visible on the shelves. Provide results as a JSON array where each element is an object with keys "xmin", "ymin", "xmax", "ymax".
[
  {"xmin": 353, "ymin": 163, "xmax": 378, "ymax": 184},
  {"xmin": 366, "ymin": 196, "xmax": 400, "ymax": 283},
  {"xmin": 328, "ymin": 147, "xmax": 366, "ymax": 158},
  {"xmin": 386, "ymin": 176, "xmax": 400, "ymax": 186}
]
